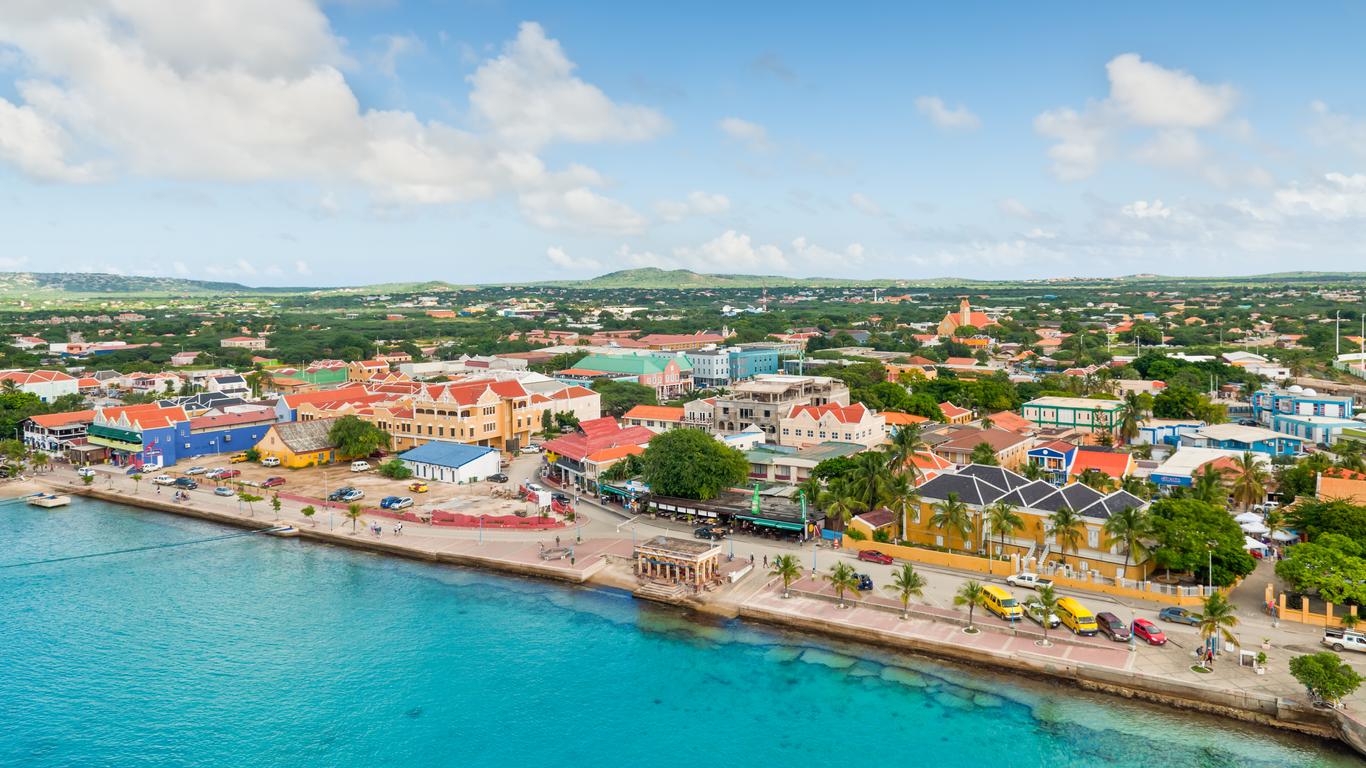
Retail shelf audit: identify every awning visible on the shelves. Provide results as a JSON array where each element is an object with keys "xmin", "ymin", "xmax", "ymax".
[
  {"xmin": 1271, "ymin": 530, "xmax": 1298, "ymax": 542},
  {"xmin": 1234, "ymin": 511, "xmax": 1261, "ymax": 524},
  {"xmin": 1243, "ymin": 536, "xmax": 1268, "ymax": 551},
  {"xmin": 736, "ymin": 513, "xmax": 804, "ymax": 531},
  {"xmin": 1241, "ymin": 521, "xmax": 1270, "ymax": 534}
]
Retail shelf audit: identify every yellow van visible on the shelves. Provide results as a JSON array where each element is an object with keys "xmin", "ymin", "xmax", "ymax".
[
  {"xmin": 1056, "ymin": 597, "xmax": 1099, "ymax": 636},
  {"xmin": 981, "ymin": 584, "xmax": 1023, "ymax": 621}
]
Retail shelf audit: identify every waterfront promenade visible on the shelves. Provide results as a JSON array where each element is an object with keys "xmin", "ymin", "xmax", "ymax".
[{"xmin": 18, "ymin": 464, "xmax": 1366, "ymax": 752}]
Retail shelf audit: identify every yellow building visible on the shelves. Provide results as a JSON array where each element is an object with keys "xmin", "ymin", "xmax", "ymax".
[
  {"xmin": 902, "ymin": 464, "xmax": 1153, "ymax": 580},
  {"xmin": 254, "ymin": 418, "xmax": 346, "ymax": 468}
]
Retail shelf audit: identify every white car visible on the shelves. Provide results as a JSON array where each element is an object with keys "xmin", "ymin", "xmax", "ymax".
[
  {"xmin": 76, "ymin": 466, "xmax": 97, "ymax": 478},
  {"xmin": 1006, "ymin": 573, "xmax": 1054, "ymax": 590},
  {"xmin": 184, "ymin": 466, "xmax": 207, "ymax": 475},
  {"xmin": 350, "ymin": 460, "xmax": 372, "ymax": 473},
  {"xmin": 261, "ymin": 456, "xmax": 281, "ymax": 467},
  {"xmin": 1022, "ymin": 598, "xmax": 1061, "ymax": 628},
  {"xmin": 520, "ymin": 445, "xmax": 541, "ymax": 454},
  {"xmin": 206, "ymin": 468, "xmax": 227, "ymax": 479},
  {"xmin": 150, "ymin": 474, "xmax": 175, "ymax": 485},
  {"xmin": 1324, "ymin": 628, "xmax": 1366, "ymax": 653}
]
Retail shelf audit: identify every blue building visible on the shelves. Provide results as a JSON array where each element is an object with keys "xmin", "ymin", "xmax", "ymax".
[
  {"xmin": 1270, "ymin": 413, "xmax": 1361, "ymax": 446},
  {"xmin": 86, "ymin": 404, "xmax": 279, "ymax": 469},
  {"xmin": 1137, "ymin": 418, "xmax": 1205, "ymax": 447},
  {"xmin": 1179, "ymin": 423, "xmax": 1305, "ymax": 457},
  {"xmin": 1252, "ymin": 385, "xmax": 1353, "ymax": 427},
  {"xmin": 729, "ymin": 346, "xmax": 780, "ymax": 381},
  {"xmin": 684, "ymin": 345, "xmax": 780, "ymax": 388}
]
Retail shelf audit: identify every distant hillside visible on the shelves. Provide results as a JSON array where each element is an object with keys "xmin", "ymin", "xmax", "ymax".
[
  {"xmin": 0, "ymin": 272, "xmax": 301, "ymax": 296},
  {"xmin": 551, "ymin": 268, "xmax": 907, "ymax": 289}
]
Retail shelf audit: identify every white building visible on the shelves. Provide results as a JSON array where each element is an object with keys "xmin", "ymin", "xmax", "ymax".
[
  {"xmin": 779, "ymin": 402, "xmax": 886, "ymax": 450},
  {"xmin": 0, "ymin": 369, "xmax": 79, "ymax": 402},
  {"xmin": 399, "ymin": 442, "xmax": 501, "ymax": 484}
]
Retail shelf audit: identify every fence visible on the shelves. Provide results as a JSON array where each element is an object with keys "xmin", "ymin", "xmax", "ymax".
[
  {"xmin": 1266, "ymin": 583, "xmax": 1360, "ymax": 628},
  {"xmin": 842, "ymin": 538, "xmax": 1213, "ymax": 606}
]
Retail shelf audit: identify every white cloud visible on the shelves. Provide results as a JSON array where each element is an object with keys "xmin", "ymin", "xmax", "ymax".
[
  {"xmin": 1106, "ymin": 54, "xmax": 1235, "ymax": 128},
  {"xmin": 791, "ymin": 236, "xmax": 865, "ymax": 266},
  {"xmin": 997, "ymin": 197, "xmax": 1036, "ymax": 220},
  {"xmin": 849, "ymin": 192, "xmax": 884, "ymax": 217},
  {"xmin": 520, "ymin": 179, "xmax": 648, "ymax": 235},
  {"xmin": 375, "ymin": 33, "xmax": 422, "ymax": 78},
  {"xmin": 546, "ymin": 245, "xmax": 601, "ymax": 271},
  {"xmin": 1309, "ymin": 101, "xmax": 1366, "ymax": 158},
  {"xmin": 1121, "ymin": 199, "xmax": 1173, "ymax": 220},
  {"xmin": 0, "ymin": 7, "xmax": 657, "ymax": 235},
  {"xmin": 914, "ymin": 96, "xmax": 980, "ymax": 131},
  {"xmin": 1271, "ymin": 173, "xmax": 1366, "ymax": 220},
  {"xmin": 655, "ymin": 190, "xmax": 730, "ymax": 222},
  {"xmin": 614, "ymin": 244, "xmax": 666, "ymax": 267},
  {"xmin": 673, "ymin": 230, "xmax": 787, "ymax": 271},
  {"xmin": 1036, "ymin": 53, "xmax": 1236, "ymax": 181},
  {"xmin": 469, "ymin": 22, "xmax": 667, "ymax": 149},
  {"xmin": 718, "ymin": 117, "xmax": 771, "ymax": 151}
]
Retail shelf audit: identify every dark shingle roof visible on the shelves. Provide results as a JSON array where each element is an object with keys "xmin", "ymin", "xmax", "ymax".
[
  {"xmin": 957, "ymin": 464, "xmax": 1029, "ymax": 491},
  {"xmin": 1032, "ymin": 483, "xmax": 1106, "ymax": 513},
  {"xmin": 998, "ymin": 479, "xmax": 1059, "ymax": 508},
  {"xmin": 1078, "ymin": 490, "xmax": 1146, "ymax": 520},
  {"xmin": 917, "ymin": 472, "xmax": 1009, "ymax": 507}
]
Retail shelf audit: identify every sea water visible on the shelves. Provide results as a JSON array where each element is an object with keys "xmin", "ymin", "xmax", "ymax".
[{"xmin": 0, "ymin": 498, "xmax": 1354, "ymax": 767}]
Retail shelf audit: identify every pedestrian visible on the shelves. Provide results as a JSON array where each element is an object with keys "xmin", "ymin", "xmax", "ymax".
[
  {"xmin": 763, "ymin": 554, "xmax": 768, "ymax": 567},
  {"xmin": 555, "ymin": 535, "xmax": 561, "ymax": 546}
]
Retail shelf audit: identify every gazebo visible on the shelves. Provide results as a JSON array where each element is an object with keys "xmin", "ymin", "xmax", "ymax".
[{"xmin": 634, "ymin": 536, "xmax": 722, "ymax": 588}]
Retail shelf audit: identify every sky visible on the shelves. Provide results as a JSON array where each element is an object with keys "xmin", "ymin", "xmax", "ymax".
[{"xmin": 2, "ymin": 2, "xmax": 1366, "ymax": 286}]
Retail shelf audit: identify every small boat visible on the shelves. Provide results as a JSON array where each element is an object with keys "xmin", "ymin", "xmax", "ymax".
[
  {"xmin": 27, "ymin": 493, "xmax": 71, "ymax": 508},
  {"xmin": 264, "ymin": 522, "xmax": 299, "ymax": 538}
]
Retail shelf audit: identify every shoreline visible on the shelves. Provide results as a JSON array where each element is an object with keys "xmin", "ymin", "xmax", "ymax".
[{"xmin": 22, "ymin": 481, "xmax": 1362, "ymax": 757}]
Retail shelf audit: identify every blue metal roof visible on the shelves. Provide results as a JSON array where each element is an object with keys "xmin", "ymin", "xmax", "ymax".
[{"xmin": 398, "ymin": 441, "xmax": 498, "ymax": 468}]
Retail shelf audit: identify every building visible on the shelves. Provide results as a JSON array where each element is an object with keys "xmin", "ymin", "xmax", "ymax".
[
  {"xmin": 530, "ymin": 384, "xmax": 602, "ymax": 427},
  {"xmin": 1251, "ymin": 385, "xmax": 1353, "ymax": 426},
  {"xmin": 634, "ymin": 536, "xmax": 723, "ymax": 589},
  {"xmin": 1180, "ymin": 423, "xmax": 1306, "ymax": 457},
  {"xmin": 743, "ymin": 441, "xmax": 865, "ymax": 485},
  {"xmin": 169, "ymin": 351, "xmax": 201, "ymax": 367},
  {"xmin": 1148, "ymin": 447, "xmax": 1269, "ymax": 489},
  {"xmin": 541, "ymin": 417, "xmax": 655, "ymax": 490},
  {"xmin": 1272, "ymin": 413, "xmax": 1361, "ymax": 446},
  {"xmin": 0, "ymin": 369, "xmax": 79, "ymax": 402},
  {"xmin": 621, "ymin": 405, "xmax": 686, "ymax": 433},
  {"xmin": 220, "ymin": 336, "xmax": 268, "ymax": 350},
  {"xmin": 685, "ymin": 345, "xmax": 781, "ymax": 389},
  {"xmin": 638, "ymin": 332, "xmax": 726, "ymax": 351},
  {"xmin": 1020, "ymin": 396, "xmax": 1125, "ymax": 435},
  {"xmin": 931, "ymin": 426, "xmax": 1033, "ymax": 469},
  {"xmin": 936, "ymin": 298, "xmax": 998, "ymax": 337},
  {"xmin": 1026, "ymin": 440, "xmax": 1078, "ymax": 485},
  {"xmin": 275, "ymin": 385, "xmax": 376, "ymax": 421},
  {"xmin": 939, "ymin": 401, "xmax": 973, "ymax": 425},
  {"xmin": 1316, "ymin": 468, "xmax": 1366, "ymax": 504},
  {"xmin": 399, "ymin": 442, "xmax": 501, "ymax": 484},
  {"xmin": 557, "ymin": 354, "xmax": 694, "ymax": 401},
  {"xmin": 707, "ymin": 374, "xmax": 850, "ymax": 439},
  {"xmin": 779, "ymin": 402, "xmax": 886, "ymax": 450},
  {"xmin": 206, "ymin": 374, "xmax": 250, "ymax": 397},
  {"xmin": 253, "ymin": 418, "xmax": 344, "ymax": 468},
  {"xmin": 1068, "ymin": 448, "xmax": 1136, "ymax": 485},
  {"xmin": 885, "ymin": 357, "xmax": 939, "ymax": 382},
  {"xmin": 1136, "ymin": 418, "xmax": 1205, "ymax": 447},
  {"xmin": 909, "ymin": 464, "xmax": 1151, "ymax": 578}
]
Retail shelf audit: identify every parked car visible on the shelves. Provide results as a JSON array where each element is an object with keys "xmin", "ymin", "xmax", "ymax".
[
  {"xmin": 408, "ymin": 481, "xmax": 429, "ymax": 493},
  {"xmin": 350, "ymin": 460, "xmax": 372, "ymax": 473},
  {"xmin": 855, "ymin": 573, "xmax": 874, "ymax": 591},
  {"xmin": 857, "ymin": 549, "xmax": 893, "ymax": 565},
  {"xmin": 327, "ymin": 487, "xmax": 356, "ymax": 502},
  {"xmin": 1022, "ymin": 597, "xmax": 1061, "ymax": 628},
  {"xmin": 150, "ymin": 474, "xmax": 175, "ymax": 485},
  {"xmin": 216, "ymin": 469, "xmax": 241, "ymax": 480},
  {"xmin": 1324, "ymin": 628, "xmax": 1366, "ymax": 653},
  {"xmin": 520, "ymin": 444, "xmax": 541, "ymax": 454},
  {"xmin": 1006, "ymin": 572, "xmax": 1054, "ymax": 590},
  {"xmin": 125, "ymin": 465, "xmax": 144, "ymax": 475},
  {"xmin": 213, "ymin": 486, "xmax": 235, "ymax": 497},
  {"xmin": 76, "ymin": 466, "xmax": 96, "ymax": 478},
  {"xmin": 261, "ymin": 456, "xmax": 281, "ymax": 468},
  {"xmin": 205, "ymin": 468, "xmax": 227, "ymax": 479},
  {"xmin": 260, "ymin": 477, "xmax": 285, "ymax": 488},
  {"xmin": 1159, "ymin": 607, "xmax": 1200, "ymax": 626},
  {"xmin": 694, "ymin": 526, "xmax": 725, "ymax": 540},
  {"xmin": 229, "ymin": 453, "xmax": 249, "ymax": 463},
  {"xmin": 1132, "ymin": 618, "xmax": 1167, "ymax": 645},
  {"xmin": 381, "ymin": 496, "xmax": 413, "ymax": 510},
  {"xmin": 172, "ymin": 477, "xmax": 198, "ymax": 490},
  {"xmin": 1096, "ymin": 612, "xmax": 1131, "ymax": 642},
  {"xmin": 184, "ymin": 466, "xmax": 207, "ymax": 475},
  {"xmin": 340, "ymin": 489, "xmax": 365, "ymax": 502},
  {"xmin": 487, "ymin": 473, "xmax": 509, "ymax": 483}
]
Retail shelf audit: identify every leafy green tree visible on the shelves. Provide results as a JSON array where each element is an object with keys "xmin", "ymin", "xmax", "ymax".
[
  {"xmin": 301, "ymin": 505, "xmax": 317, "ymax": 526},
  {"xmin": 810, "ymin": 455, "xmax": 858, "ymax": 481},
  {"xmin": 1226, "ymin": 452, "xmax": 1268, "ymax": 511},
  {"xmin": 328, "ymin": 415, "xmax": 390, "ymax": 458},
  {"xmin": 824, "ymin": 561, "xmax": 863, "ymax": 608},
  {"xmin": 592, "ymin": 380, "xmax": 657, "ymax": 417},
  {"xmin": 969, "ymin": 441, "xmax": 999, "ymax": 466},
  {"xmin": 884, "ymin": 563, "xmax": 926, "ymax": 619},
  {"xmin": 955, "ymin": 580, "xmax": 986, "ymax": 631},
  {"xmin": 378, "ymin": 458, "xmax": 413, "ymax": 479},
  {"xmin": 1103, "ymin": 505, "xmax": 1151, "ymax": 577},
  {"xmin": 1148, "ymin": 498, "xmax": 1256, "ymax": 586},
  {"xmin": 1275, "ymin": 539, "xmax": 1366, "ymax": 604},
  {"xmin": 770, "ymin": 554, "xmax": 802, "ymax": 598},
  {"xmin": 1290, "ymin": 498, "xmax": 1366, "ymax": 542},
  {"xmin": 238, "ymin": 491, "xmax": 263, "ymax": 517},
  {"xmin": 270, "ymin": 493, "xmax": 282, "ymax": 516},
  {"xmin": 930, "ymin": 492, "xmax": 973, "ymax": 554},
  {"xmin": 640, "ymin": 428, "xmax": 748, "ymax": 501},
  {"xmin": 1047, "ymin": 506, "xmax": 1086, "ymax": 565},
  {"xmin": 1290, "ymin": 652, "xmax": 1363, "ymax": 706},
  {"xmin": 81, "ymin": 474, "xmax": 94, "ymax": 487}
]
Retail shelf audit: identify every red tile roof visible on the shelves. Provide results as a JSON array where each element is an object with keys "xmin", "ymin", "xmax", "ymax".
[
  {"xmin": 541, "ymin": 417, "xmax": 654, "ymax": 462},
  {"xmin": 1069, "ymin": 449, "xmax": 1134, "ymax": 479},
  {"xmin": 188, "ymin": 410, "xmax": 277, "ymax": 430},
  {"xmin": 623, "ymin": 405, "xmax": 685, "ymax": 422},
  {"xmin": 786, "ymin": 402, "xmax": 871, "ymax": 424}
]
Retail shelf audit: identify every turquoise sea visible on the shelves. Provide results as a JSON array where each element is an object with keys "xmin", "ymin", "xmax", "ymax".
[{"xmin": 0, "ymin": 498, "xmax": 1354, "ymax": 767}]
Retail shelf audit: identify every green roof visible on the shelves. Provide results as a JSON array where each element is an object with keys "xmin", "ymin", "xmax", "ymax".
[{"xmin": 573, "ymin": 354, "xmax": 692, "ymax": 375}]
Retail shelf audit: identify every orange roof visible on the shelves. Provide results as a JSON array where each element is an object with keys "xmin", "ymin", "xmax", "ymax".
[
  {"xmin": 282, "ymin": 385, "xmax": 374, "ymax": 408},
  {"xmin": 988, "ymin": 411, "xmax": 1035, "ymax": 433},
  {"xmin": 622, "ymin": 405, "xmax": 685, "ymax": 422},
  {"xmin": 882, "ymin": 411, "xmax": 929, "ymax": 426},
  {"xmin": 0, "ymin": 369, "xmax": 75, "ymax": 384},
  {"xmin": 786, "ymin": 402, "xmax": 872, "ymax": 424},
  {"xmin": 550, "ymin": 386, "xmax": 597, "ymax": 400},
  {"xmin": 1069, "ymin": 449, "xmax": 1134, "ymax": 479},
  {"xmin": 586, "ymin": 444, "xmax": 647, "ymax": 464},
  {"xmin": 1318, "ymin": 472, "xmax": 1366, "ymax": 504},
  {"xmin": 939, "ymin": 401, "xmax": 971, "ymax": 419}
]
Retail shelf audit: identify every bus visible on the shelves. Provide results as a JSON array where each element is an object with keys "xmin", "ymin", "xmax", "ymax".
[
  {"xmin": 1056, "ymin": 596, "xmax": 1099, "ymax": 636},
  {"xmin": 981, "ymin": 584, "xmax": 1023, "ymax": 622}
]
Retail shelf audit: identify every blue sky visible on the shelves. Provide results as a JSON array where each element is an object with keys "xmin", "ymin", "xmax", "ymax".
[{"xmin": 2, "ymin": 2, "xmax": 1366, "ymax": 285}]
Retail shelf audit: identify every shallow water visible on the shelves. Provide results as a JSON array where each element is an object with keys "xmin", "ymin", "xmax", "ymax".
[{"xmin": 0, "ymin": 498, "xmax": 1354, "ymax": 767}]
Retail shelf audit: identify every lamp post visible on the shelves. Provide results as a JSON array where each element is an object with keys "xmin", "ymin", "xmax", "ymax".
[
  {"xmin": 479, "ymin": 514, "xmax": 485, "ymax": 545},
  {"xmin": 1206, "ymin": 539, "xmax": 1218, "ymax": 592}
]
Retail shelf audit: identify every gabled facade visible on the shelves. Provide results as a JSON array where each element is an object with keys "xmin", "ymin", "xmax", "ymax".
[{"xmin": 778, "ymin": 402, "xmax": 886, "ymax": 450}]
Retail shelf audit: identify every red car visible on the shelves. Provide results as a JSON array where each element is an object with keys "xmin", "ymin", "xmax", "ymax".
[
  {"xmin": 1132, "ymin": 618, "xmax": 1167, "ymax": 646},
  {"xmin": 218, "ymin": 469, "xmax": 241, "ymax": 480},
  {"xmin": 261, "ymin": 477, "xmax": 286, "ymax": 488},
  {"xmin": 857, "ymin": 550, "xmax": 893, "ymax": 565}
]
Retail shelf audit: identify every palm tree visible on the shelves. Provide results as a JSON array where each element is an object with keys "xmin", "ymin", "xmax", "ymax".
[
  {"xmin": 797, "ymin": 476, "xmax": 825, "ymax": 511},
  {"xmin": 884, "ymin": 472, "xmax": 920, "ymax": 541},
  {"xmin": 850, "ymin": 451, "xmax": 894, "ymax": 510},
  {"xmin": 969, "ymin": 441, "xmax": 999, "ymax": 466},
  {"xmin": 986, "ymin": 501, "xmax": 1025, "ymax": 561},
  {"xmin": 1021, "ymin": 461, "xmax": 1045, "ymax": 481},
  {"xmin": 770, "ymin": 554, "xmax": 802, "ymax": 598},
  {"xmin": 821, "ymin": 476, "xmax": 867, "ymax": 531},
  {"xmin": 1227, "ymin": 451, "xmax": 1269, "ymax": 512},
  {"xmin": 825, "ymin": 561, "xmax": 863, "ymax": 608},
  {"xmin": 1117, "ymin": 391, "xmax": 1143, "ymax": 445},
  {"xmin": 955, "ymin": 580, "xmax": 986, "ymax": 631},
  {"xmin": 1047, "ymin": 506, "xmax": 1086, "ymax": 565},
  {"xmin": 1034, "ymin": 584, "xmax": 1060, "ymax": 646},
  {"xmin": 884, "ymin": 563, "xmax": 926, "ymax": 619},
  {"xmin": 930, "ymin": 492, "xmax": 973, "ymax": 554},
  {"xmin": 1102, "ymin": 505, "xmax": 1151, "ymax": 577},
  {"xmin": 979, "ymin": 414, "xmax": 995, "ymax": 431},
  {"xmin": 130, "ymin": 472, "xmax": 143, "ymax": 494},
  {"xmin": 883, "ymin": 423, "xmax": 926, "ymax": 482},
  {"xmin": 1265, "ymin": 508, "xmax": 1287, "ymax": 544},
  {"xmin": 1191, "ymin": 463, "xmax": 1227, "ymax": 506},
  {"xmin": 301, "ymin": 505, "xmax": 317, "ymax": 526},
  {"xmin": 345, "ymin": 502, "xmax": 364, "ymax": 533},
  {"xmin": 1196, "ymin": 592, "xmax": 1239, "ymax": 659}
]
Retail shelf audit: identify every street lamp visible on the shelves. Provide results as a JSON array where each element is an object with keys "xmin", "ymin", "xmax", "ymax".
[{"xmin": 1206, "ymin": 539, "xmax": 1218, "ymax": 592}]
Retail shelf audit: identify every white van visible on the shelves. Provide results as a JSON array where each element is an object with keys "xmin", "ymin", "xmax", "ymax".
[
  {"xmin": 1324, "ymin": 628, "xmax": 1366, "ymax": 653},
  {"xmin": 350, "ymin": 460, "xmax": 372, "ymax": 473}
]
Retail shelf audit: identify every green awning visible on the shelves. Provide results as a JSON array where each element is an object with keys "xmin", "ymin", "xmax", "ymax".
[
  {"xmin": 89, "ymin": 424, "xmax": 142, "ymax": 444},
  {"xmin": 88, "ymin": 435, "xmax": 142, "ymax": 452},
  {"xmin": 736, "ymin": 514, "xmax": 805, "ymax": 531}
]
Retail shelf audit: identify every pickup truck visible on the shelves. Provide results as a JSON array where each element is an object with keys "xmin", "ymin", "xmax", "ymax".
[
  {"xmin": 1005, "ymin": 572, "xmax": 1054, "ymax": 590},
  {"xmin": 1324, "ymin": 628, "xmax": 1366, "ymax": 653}
]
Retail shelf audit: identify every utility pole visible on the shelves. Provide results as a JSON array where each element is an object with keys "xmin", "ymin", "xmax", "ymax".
[{"xmin": 1337, "ymin": 310, "xmax": 1342, "ymax": 358}]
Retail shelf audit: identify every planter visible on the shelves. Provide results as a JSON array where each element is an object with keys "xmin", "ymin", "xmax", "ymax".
[{"xmin": 1256, "ymin": 667, "xmax": 1266, "ymax": 675}]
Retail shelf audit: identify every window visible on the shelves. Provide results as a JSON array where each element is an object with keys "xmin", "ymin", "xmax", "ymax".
[{"xmin": 1087, "ymin": 528, "xmax": 1099, "ymax": 548}]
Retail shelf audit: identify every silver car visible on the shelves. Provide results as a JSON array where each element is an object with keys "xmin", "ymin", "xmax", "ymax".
[{"xmin": 1023, "ymin": 598, "xmax": 1061, "ymax": 628}]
